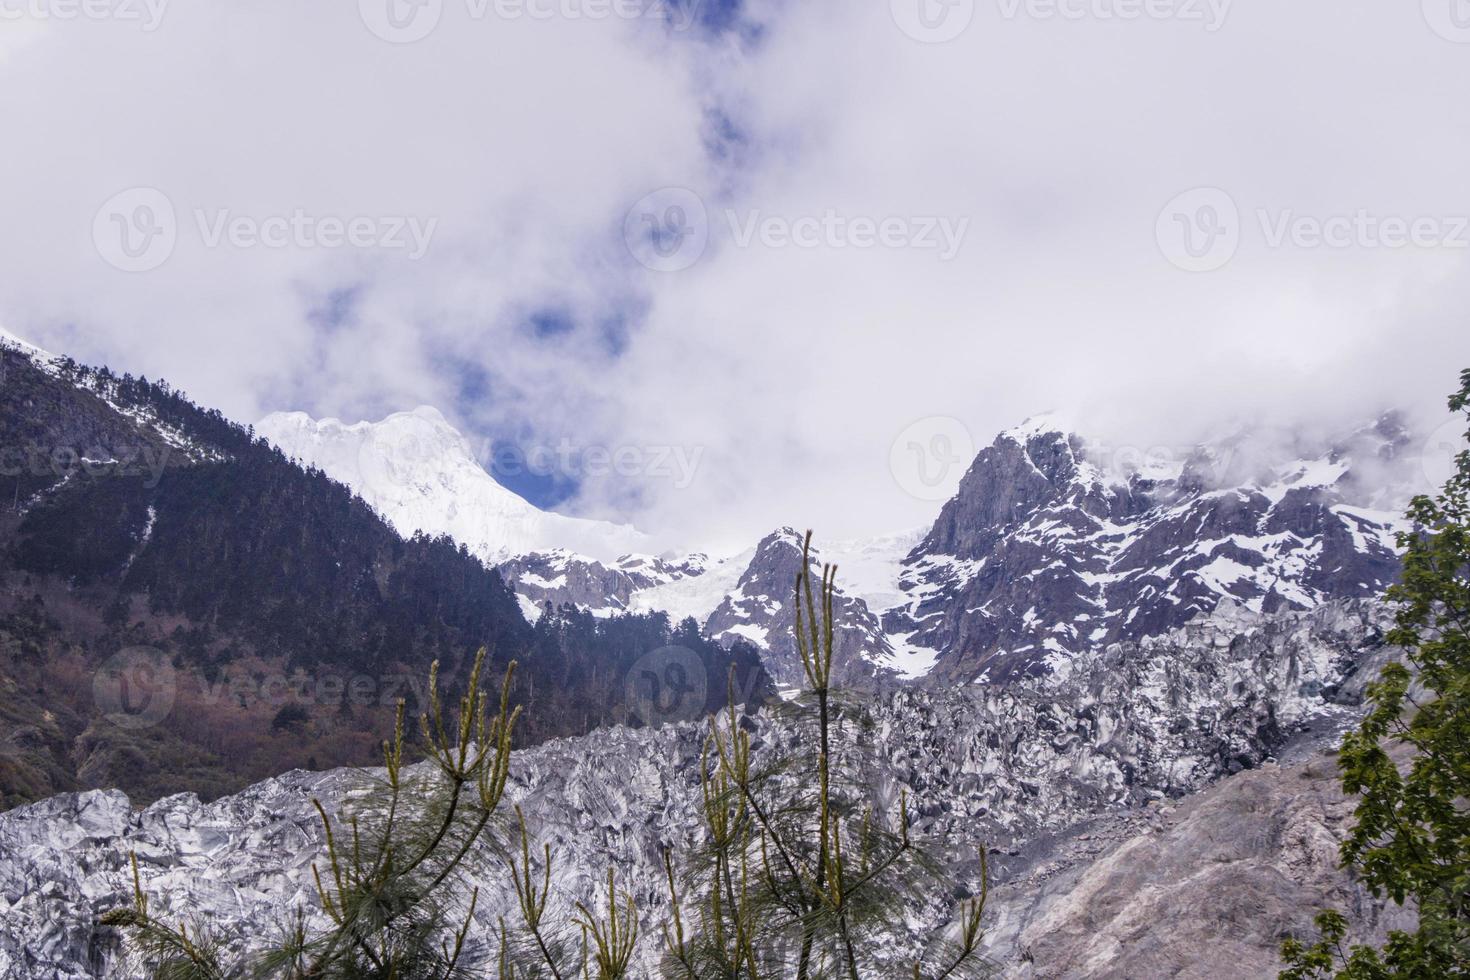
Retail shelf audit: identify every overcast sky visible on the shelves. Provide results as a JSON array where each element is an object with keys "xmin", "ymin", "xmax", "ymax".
[{"xmin": 3, "ymin": 0, "xmax": 1468, "ymax": 552}]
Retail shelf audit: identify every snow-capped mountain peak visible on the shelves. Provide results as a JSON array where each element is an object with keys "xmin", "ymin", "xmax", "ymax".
[
  {"xmin": 255, "ymin": 407, "xmax": 649, "ymax": 564},
  {"xmin": 999, "ymin": 411, "xmax": 1074, "ymax": 444},
  {"xmin": 0, "ymin": 325, "xmax": 58, "ymax": 366}
]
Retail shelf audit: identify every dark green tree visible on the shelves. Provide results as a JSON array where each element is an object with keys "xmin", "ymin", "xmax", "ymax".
[{"xmin": 1281, "ymin": 369, "xmax": 1470, "ymax": 979}]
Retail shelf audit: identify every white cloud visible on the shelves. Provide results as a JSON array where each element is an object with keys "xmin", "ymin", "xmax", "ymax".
[
  {"xmin": 2, "ymin": 0, "xmax": 1468, "ymax": 554},
  {"xmin": 0, "ymin": 3, "xmax": 709, "ymax": 414}
]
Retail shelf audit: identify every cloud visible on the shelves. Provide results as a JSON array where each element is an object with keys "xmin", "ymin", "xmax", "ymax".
[
  {"xmin": 2, "ymin": 0, "xmax": 1468, "ymax": 554},
  {"xmin": 0, "ymin": 2, "xmax": 710, "ymax": 413}
]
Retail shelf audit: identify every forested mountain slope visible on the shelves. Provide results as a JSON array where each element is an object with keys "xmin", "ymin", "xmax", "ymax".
[{"xmin": 0, "ymin": 338, "xmax": 768, "ymax": 808}]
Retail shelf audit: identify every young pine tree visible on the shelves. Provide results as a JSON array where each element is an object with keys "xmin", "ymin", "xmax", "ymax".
[
  {"xmin": 104, "ymin": 649, "xmax": 520, "ymax": 980},
  {"xmin": 656, "ymin": 531, "xmax": 990, "ymax": 980}
]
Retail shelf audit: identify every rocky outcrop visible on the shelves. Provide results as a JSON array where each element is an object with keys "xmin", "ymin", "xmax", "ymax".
[
  {"xmin": 981, "ymin": 747, "xmax": 1415, "ymax": 978},
  {"xmin": 497, "ymin": 550, "xmax": 713, "ymax": 619},
  {"xmin": 703, "ymin": 528, "xmax": 900, "ymax": 687}
]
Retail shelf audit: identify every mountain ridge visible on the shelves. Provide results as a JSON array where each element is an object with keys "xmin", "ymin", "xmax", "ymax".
[{"xmin": 256, "ymin": 400, "xmax": 1418, "ymax": 687}]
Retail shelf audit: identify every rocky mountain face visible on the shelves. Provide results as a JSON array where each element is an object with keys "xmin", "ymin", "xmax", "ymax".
[
  {"xmin": 701, "ymin": 528, "xmax": 903, "ymax": 686},
  {"xmin": 499, "ymin": 531, "xmax": 924, "ymax": 686},
  {"xmin": 496, "ymin": 549, "xmax": 714, "ymax": 620},
  {"xmin": 886, "ymin": 416, "xmax": 1408, "ymax": 682},
  {"xmin": 257, "ymin": 406, "xmax": 1416, "ymax": 691},
  {"xmin": 0, "ymin": 597, "xmax": 1405, "ymax": 978},
  {"xmin": 979, "ymin": 743, "xmax": 1416, "ymax": 978}
]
